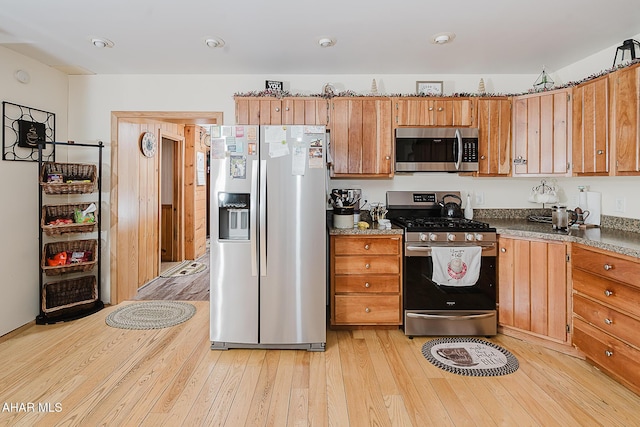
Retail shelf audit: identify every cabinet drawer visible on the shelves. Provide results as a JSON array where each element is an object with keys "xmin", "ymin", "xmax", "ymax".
[
  {"xmin": 573, "ymin": 318, "xmax": 640, "ymax": 394},
  {"xmin": 334, "ymin": 237, "xmax": 400, "ymax": 255},
  {"xmin": 572, "ymin": 245, "xmax": 640, "ymax": 286},
  {"xmin": 573, "ymin": 294, "xmax": 640, "ymax": 348},
  {"xmin": 573, "ymin": 268, "xmax": 640, "ymax": 316},
  {"xmin": 335, "ymin": 275, "xmax": 400, "ymax": 293},
  {"xmin": 334, "ymin": 255, "xmax": 400, "ymax": 275},
  {"xmin": 334, "ymin": 295, "xmax": 401, "ymax": 324}
]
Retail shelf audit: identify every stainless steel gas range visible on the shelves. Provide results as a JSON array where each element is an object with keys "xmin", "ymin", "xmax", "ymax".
[{"xmin": 386, "ymin": 191, "xmax": 497, "ymax": 337}]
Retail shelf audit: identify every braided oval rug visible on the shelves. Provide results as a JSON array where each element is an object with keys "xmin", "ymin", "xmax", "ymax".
[
  {"xmin": 106, "ymin": 301, "xmax": 196, "ymax": 330},
  {"xmin": 421, "ymin": 337, "xmax": 519, "ymax": 376}
]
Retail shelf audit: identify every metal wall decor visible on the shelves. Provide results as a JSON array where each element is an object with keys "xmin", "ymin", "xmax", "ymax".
[{"xmin": 2, "ymin": 101, "xmax": 55, "ymax": 162}]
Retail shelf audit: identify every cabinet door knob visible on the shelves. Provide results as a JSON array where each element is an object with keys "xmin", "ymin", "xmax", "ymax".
[
  {"xmin": 365, "ymin": 282, "xmax": 370, "ymax": 288},
  {"xmin": 275, "ymin": 107, "xmax": 280, "ymax": 112},
  {"xmin": 597, "ymin": 150, "xmax": 604, "ymax": 155},
  {"xmin": 428, "ymin": 107, "xmax": 434, "ymax": 111},
  {"xmin": 603, "ymin": 264, "xmax": 613, "ymax": 271},
  {"xmin": 438, "ymin": 107, "xmax": 444, "ymax": 111},
  {"xmin": 604, "ymin": 318, "xmax": 613, "ymax": 325},
  {"xmin": 480, "ymin": 155, "xmax": 486, "ymax": 160},
  {"xmin": 385, "ymin": 156, "xmax": 391, "ymax": 160},
  {"xmin": 500, "ymin": 247, "xmax": 506, "ymax": 253},
  {"xmin": 604, "ymin": 290, "xmax": 614, "ymax": 297},
  {"xmin": 365, "ymin": 263, "xmax": 370, "ymax": 269},
  {"xmin": 285, "ymin": 107, "xmax": 290, "ymax": 111},
  {"xmin": 365, "ymin": 307, "xmax": 370, "ymax": 313},
  {"xmin": 364, "ymin": 244, "xmax": 370, "ymax": 250},
  {"xmin": 605, "ymin": 350, "xmax": 613, "ymax": 357}
]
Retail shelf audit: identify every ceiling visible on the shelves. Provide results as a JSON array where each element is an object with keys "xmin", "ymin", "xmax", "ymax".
[{"xmin": 1, "ymin": 0, "xmax": 639, "ymax": 76}]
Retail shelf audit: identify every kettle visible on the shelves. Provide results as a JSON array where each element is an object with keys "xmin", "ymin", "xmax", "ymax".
[{"xmin": 439, "ymin": 194, "xmax": 463, "ymax": 218}]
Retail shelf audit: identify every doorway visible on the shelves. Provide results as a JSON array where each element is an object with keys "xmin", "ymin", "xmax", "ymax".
[
  {"xmin": 160, "ymin": 132, "xmax": 185, "ymax": 274},
  {"xmin": 110, "ymin": 111, "xmax": 222, "ymax": 304}
]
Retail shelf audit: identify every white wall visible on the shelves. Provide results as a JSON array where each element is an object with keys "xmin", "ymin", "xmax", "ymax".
[{"xmin": 0, "ymin": 47, "xmax": 69, "ymax": 336}]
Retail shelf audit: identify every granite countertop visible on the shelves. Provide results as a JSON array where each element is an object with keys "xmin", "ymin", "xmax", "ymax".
[{"xmin": 483, "ymin": 218, "xmax": 640, "ymax": 258}]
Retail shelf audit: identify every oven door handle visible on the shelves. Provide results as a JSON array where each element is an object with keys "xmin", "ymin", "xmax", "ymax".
[
  {"xmin": 405, "ymin": 245, "xmax": 496, "ymax": 257},
  {"xmin": 406, "ymin": 312, "xmax": 495, "ymax": 321}
]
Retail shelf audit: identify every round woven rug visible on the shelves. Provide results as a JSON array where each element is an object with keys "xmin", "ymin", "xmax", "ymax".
[
  {"xmin": 106, "ymin": 301, "xmax": 196, "ymax": 330},
  {"xmin": 421, "ymin": 337, "xmax": 519, "ymax": 376}
]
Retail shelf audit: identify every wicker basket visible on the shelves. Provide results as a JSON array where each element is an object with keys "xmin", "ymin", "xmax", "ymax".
[
  {"xmin": 42, "ymin": 239, "xmax": 97, "ymax": 276},
  {"xmin": 42, "ymin": 275, "xmax": 97, "ymax": 314},
  {"xmin": 40, "ymin": 162, "xmax": 97, "ymax": 194},
  {"xmin": 41, "ymin": 203, "xmax": 98, "ymax": 236}
]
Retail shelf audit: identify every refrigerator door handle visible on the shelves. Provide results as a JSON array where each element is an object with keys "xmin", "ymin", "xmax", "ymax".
[
  {"xmin": 250, "ymin": 159, "xmax": 258, "ymax": 277},
  {"xmin": 259, "ymin": 159, "xmax": 267, "ymax": 276}
]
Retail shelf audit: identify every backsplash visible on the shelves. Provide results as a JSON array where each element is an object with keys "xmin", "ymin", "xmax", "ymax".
[{"xmin": 475, "ymin": 209, "xmax": 640, "ymax": 233}]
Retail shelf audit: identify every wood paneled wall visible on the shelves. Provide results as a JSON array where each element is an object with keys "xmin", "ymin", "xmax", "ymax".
[
  {"xmin": 112, "ymin": 118, "xmax": 184, "ymax": 302},
  {"xmin": 184, "ymin": 125, "xmax": 208, "ymax": 260}
]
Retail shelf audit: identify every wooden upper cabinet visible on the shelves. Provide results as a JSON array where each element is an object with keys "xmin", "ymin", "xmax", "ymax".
[
  {"xmin": 512, "ymin": 88, "xmax": 571, "ymax": 176},
  {"xmin": 610, "ymin": 63, "xmax": 640, "ymax": 175},
  {"xmin": 476, "ymin": 97, "xmax": 511, "ymax": 176},
  {"xmin": 393, "ymin": 97, "xmax": 474, "ymax": 127},
  {"xmin": 235, "ymin": 97, "xmax": 329, "ymax": 125},
  {"xmin": 330, "ymin": 97, "xmax": 393, "ymax": 178},
  {"xmin": 572, "ymin": 76, "xmax": 609, "ymax": 175}
]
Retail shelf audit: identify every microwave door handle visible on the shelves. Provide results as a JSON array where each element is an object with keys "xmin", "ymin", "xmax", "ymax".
[{"xmin": 454, "ymin": 128, "xmax": 462, "ymax": 170}]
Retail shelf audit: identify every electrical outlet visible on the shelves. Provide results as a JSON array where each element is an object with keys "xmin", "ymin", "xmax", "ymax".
[
  {"xmin": 615, "ymin": 197, "xmax": 626, "ymax": 212},
  {"xmin": 475, "ymin": 192, "xmax": 485, "ymax": 206}
]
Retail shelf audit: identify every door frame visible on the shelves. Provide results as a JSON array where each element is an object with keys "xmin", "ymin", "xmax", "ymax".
[
  {"xmin": 110, "ymin": 111, "xmax": 223, "ymax": 304},
  {"xmin": 159, "ymin": 130, "xmax": 185, "ymax": 265}
]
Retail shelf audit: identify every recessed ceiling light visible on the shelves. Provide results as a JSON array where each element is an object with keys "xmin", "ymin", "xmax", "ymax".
[
  {"xmin": 205, "ymin": 37, "xmax": 225, "ymax": 48},
  {"xmin": 91, "ymin": 38, "xmax": 114, "ymax": 48},
  {"xmin": 318, "ymin": 38, "xmax": 336, "ymax": 48},
  {"xmin": 430, "ymin": 32, "xmax": 456, "ymax": 45}
]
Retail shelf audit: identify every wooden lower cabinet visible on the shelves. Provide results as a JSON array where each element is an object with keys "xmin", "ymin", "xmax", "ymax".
[
  {"xmin": 572, "ymin": 243, "xmax": 640, "ymax": 395},
  {"xmin": 497, "ymin": 235, "xmax": 571, "ymax": 347},
  {"xmin": 330, "ymin": 235, "xmax": 402, "ymax": 327}
]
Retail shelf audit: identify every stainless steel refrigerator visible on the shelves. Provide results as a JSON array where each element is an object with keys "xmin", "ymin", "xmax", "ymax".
[{"xmin": 209, "ymin": 125, "xmax": 327, "ymax": 351}]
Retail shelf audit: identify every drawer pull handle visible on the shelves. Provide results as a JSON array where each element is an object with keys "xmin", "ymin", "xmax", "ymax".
[
  {"xmin": 605, "ymin": 350, "xmax": 613, "ymax": 357},
  {"xmin": 365, "ymin": 307, "xmax": 370, "ymax": 313},
  {"xmin": 500, "ymin": 247, "xmax": 506, "ymax": 253},
  {"xmin": 604, "ymin": 318, "xmax": 613, "ymax": 325},
  {"xmin": 364, "ymin": 282, "xmax": 370, "ymax": 288},
  {"xmin": 604, "ymin": 290, "xmax": 614, "ymax": 297},
  {"xmin": 603, "ymin": 264, "xmax": 613, "ymax": 271},
  {"xmin": 365, "ymin": 263, "xmax": 370, "ymax": 269},
  {"xmin": 364, "ymin": 244, "xmax": 370, "ymax": 250}
]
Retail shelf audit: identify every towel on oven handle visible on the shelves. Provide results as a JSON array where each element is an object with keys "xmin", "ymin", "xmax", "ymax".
[{"xmin": 431, "ymin": 246, "xmax": 482, "ymax": 287}]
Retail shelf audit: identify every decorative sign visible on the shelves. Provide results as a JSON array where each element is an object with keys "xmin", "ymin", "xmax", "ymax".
[
  {"xmin": 18, "ymin": 120, "xmax": 46, "ymax": 148},
  {"xmin": 416, "ymin": 81, "xmax": 444, "ymax": 95},
  {"xmin": 265, "ymin": 80, "xmax": 283, "ymax": 91},
  {"xmin": 2, "ymin": 101, "xmax": 55, "ymax": 162}
]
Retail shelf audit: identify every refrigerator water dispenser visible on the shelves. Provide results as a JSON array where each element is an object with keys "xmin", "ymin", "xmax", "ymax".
[{"xmin": 218, "ymin": 192, "xmax": 250, "ymax": 240}]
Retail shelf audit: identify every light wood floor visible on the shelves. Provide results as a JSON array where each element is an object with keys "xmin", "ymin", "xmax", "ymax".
[{"xmin": 1, "ymin": 302, "xmax": 640, "ymax": 426}]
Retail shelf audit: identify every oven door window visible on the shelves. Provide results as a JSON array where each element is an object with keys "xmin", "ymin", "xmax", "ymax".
[{"xmin": 404, "ymin": 255, "xmax": 496, "ymax": 311}]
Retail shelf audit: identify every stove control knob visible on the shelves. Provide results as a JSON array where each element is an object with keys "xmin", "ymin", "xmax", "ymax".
[
  {"xmin": 429, "ymin": 233, "xmax": 438, "ymax": 242},
  {"xmin": 420, "ymin": 233, "xmax": 428, "ymax": 242},
  {"xmin": 447, "ymin": 233, "xmax": 456, "ymax": 242},
  {"xmin": 475, "ymin": 233, "xmax": 484, "ymax": 241},
  {"xmin": 465, "ymin": 233, "xmax": 475, "ymax": 241}
]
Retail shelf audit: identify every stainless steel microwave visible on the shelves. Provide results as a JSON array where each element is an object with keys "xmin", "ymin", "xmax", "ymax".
[{"xmin": 395, "ymin": 128, "xmax": 479, "ymax": 172}]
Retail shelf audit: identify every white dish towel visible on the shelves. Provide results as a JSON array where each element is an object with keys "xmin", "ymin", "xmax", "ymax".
[{"xmin": 431, "ymin": 246, "xmax": 482, "ymax": 287}]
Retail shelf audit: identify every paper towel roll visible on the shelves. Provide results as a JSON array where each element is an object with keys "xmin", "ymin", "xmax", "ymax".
[
  {"xmin": 584, "ymin": 191, "xmax": 601, "ymax": 226},
  {"xmin": 578, "ymin": 191, "xmax": 588, "ymax": 210}
]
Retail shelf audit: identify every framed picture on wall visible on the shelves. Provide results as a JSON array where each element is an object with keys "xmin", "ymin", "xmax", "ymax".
[{"xmin": 416, "ymin": 81, "xmax": 443, "ymax": 95}]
